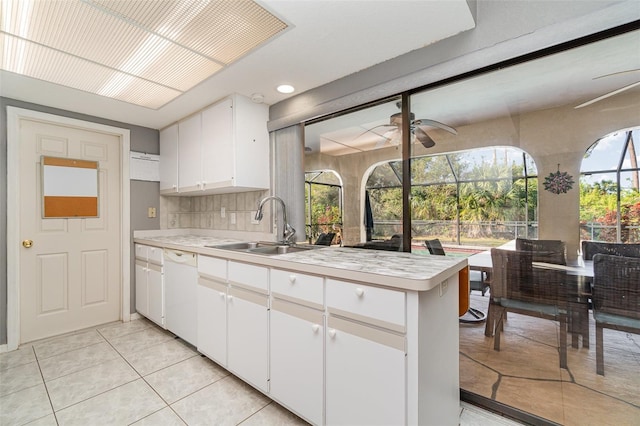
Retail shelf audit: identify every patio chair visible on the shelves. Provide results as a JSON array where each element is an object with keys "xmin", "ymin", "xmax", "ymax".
[
  {"xmin": 426, "ymin": 239, "xmax": 489, "ymax": 293},
  {"xmin": 516, "ymin": 238, "xmax": 567, "ymax": 265},
  {"xmin": 426, "ymin": 239, "xmax": 487, "ymax": 322},
  {"xmin": 489, "ymin": 248, "xmax": 568, "ymax": 368},
  {"xmin": 591, "ymin": 254, "xmax": 640, "ymax": 375},
  {"xmin": 315, "ymin": 232, "xmax": 335, "ymax": 246},
  {"xmin": 581, "ymin": 241, "xmax": 640, "ymax": 260}
]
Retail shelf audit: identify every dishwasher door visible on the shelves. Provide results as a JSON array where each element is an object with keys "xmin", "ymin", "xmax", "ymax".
[{"xmin": 164, "ymin": 249, "xmax": 198, "ymax": 346}]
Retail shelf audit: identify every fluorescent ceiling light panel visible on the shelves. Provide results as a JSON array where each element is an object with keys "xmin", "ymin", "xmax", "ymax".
[{"xmin": 0, "ymin": 0, "xmax": 287, "ymax": 109}]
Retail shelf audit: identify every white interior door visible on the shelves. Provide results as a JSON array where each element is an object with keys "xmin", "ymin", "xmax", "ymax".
[{"xmin": 17, "ymin": 117, "xmax": 122, "ymax": 344}]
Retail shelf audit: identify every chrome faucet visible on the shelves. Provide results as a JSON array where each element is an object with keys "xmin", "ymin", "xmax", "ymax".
[{"xmin": 255, "ymin": 196, "xmax": 296, "ymax": 245}]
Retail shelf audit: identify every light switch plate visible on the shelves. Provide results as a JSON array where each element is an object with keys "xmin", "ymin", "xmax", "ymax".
[
  {"xmin": 221, "ymin": 207, "xmax": 226, "ymax": 218},
  {"xmin": 148, "ymin": 207, "xmax": 156, "ymax": 218}
]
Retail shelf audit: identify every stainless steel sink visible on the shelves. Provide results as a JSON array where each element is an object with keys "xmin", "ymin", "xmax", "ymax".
[{"xmin": 206, "ymin": 241, "xmax": 317, "ymax": 256}]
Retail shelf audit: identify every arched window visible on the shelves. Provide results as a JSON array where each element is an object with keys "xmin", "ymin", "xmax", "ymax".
[
  {"xmin": 580, "ymin": 128, "xmax": 640, "ymax": 242},
  {"xmin": 365, "ymin": 147, "xmax": 538, "ymax": 247},
  {"xmin": 305, "ymin": 170, "xmax": 343, "ymax": 245}
]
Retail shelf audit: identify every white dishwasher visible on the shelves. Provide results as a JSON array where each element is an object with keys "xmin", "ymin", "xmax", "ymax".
[{"xmin": 163, "ymin": 249, "xmax": 198, "ymax": 346}]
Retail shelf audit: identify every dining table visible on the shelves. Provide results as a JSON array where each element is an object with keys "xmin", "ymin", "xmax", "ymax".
[{"xmin": 467, "ymin": 248, "xmax": 594, "ymax": 348}]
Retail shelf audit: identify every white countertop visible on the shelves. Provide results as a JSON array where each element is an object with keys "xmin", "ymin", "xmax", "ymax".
[{"xmin": 134, "ymin": 232, "xmax": 467, "ymax": 292}]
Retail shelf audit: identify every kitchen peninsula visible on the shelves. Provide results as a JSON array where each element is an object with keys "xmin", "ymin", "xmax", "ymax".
[{"xmin": 134, "ymin": 231, "xmax": 466, "ymax": 425}]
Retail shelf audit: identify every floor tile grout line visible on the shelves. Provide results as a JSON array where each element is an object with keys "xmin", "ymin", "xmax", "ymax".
[
  {"xmin": 36, "ymin": 341, "xmax": 121, "ymax": 383},
  {"xmin": 100, "ymin": 324, "xmax": 199, "ymax": 425},
  {"xmin": 31, "ymin": 344, "xmax": 60, "ymax": 426}
]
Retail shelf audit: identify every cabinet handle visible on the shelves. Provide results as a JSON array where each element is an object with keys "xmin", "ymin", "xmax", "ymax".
[
  {"xmin": 328, "ymin": 329, "xmax": 336, "ymax": 339},
  {"xmin": 227, "ymin": 295, "xmax": 233, "ymax": 301},
  {"xmin": 219, "ymin": 292, "xmax": 226, "ymax": 298},
  {"xmin": 311, "ymin": 324, "xmax": 320, "ymax": 333},
  {"xmin": 289, "ymin": 274, "xmax": 296, "ymax": 283},
  {"xmin": 355, "ymin": 287, "xmax": 365, "ymax": 297},
  {"xmin": 172, "ymin": 185, "xmax": 177, "ymax": 189},
  {"xmin": 202, "ymin": 181, "xmax": 207, "ymax": 188}
]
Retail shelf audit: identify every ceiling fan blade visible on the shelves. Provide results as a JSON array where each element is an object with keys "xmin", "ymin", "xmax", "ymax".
[
  {"xmin": 413, "ymin": 119, "xmax": 457, "ymax": 135},
  {"xmin": 414, "ymin": 126, "xmax": 435, "ymax": 148},
  {"xmin": 574, "ymin": 80, "xmax": 640, "ymax": 109}
]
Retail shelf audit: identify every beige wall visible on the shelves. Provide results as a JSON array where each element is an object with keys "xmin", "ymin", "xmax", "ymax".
[{"xmin": 305, "ymin": 91, "xmax": 639, "ymax": 258}]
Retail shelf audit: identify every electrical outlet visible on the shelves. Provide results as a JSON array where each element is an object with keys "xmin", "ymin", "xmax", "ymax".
[
  {"xmin": 221, "ymin": 207, "xmax": 226, "ymax": 218},
  {"xmin": 147, "ymin": 207, "xmax": 156, "ymax": 218}
]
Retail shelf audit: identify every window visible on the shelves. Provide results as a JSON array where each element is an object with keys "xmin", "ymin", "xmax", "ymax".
[
  {"xmin": 365, "ymin": 147, "xmax": 538, "ymax": 246},
  {"xmin": 580, "ymin": 128, "xmax": 640, "ymax": 242},
  {"xmin": 305, "ymin": 170, "xmax": 343, "ymax": 245}
]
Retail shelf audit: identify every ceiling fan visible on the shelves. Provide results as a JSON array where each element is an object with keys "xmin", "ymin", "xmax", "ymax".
[
  {"xmin": 361, "ymin": 106, "xmax": 457, "ymax": 149},
  {"xmin": 574, "ymin": 69, "xmax": 640, "ymax": 109}
]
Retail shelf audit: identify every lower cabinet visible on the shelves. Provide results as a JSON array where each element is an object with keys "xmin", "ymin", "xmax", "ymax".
[
  {"xmin": 270, "ymin": 299, "xmax": 324, "ymax": 425},
  {"xmin": 227, "ymin": 286, "xmax": 269, "ymax": 393},
  {"xmin": 197, "ymin": 276, "xmax": 227, "ymax": 366},
  {"xmin": 135, "ymin": 244, "xmax": 164, "ymax": 327},
  {"xmin": 325, "ymin": 315, "xmax": 406, "ymax": 426}
]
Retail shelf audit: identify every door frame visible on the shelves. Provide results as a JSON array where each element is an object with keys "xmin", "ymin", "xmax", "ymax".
[{"xmin": 6, "ymin": 106, "xmax": 131, "ymax": 351}]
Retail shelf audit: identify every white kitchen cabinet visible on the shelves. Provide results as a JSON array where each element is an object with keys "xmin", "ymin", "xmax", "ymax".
[
  {"xmin": 227, "ymin": 285, "xmax": 269, "ymax": 393},
  {"xmin": 134, "ymin": 244, "xmax": 164, "ymax": 327},
  {"xmin": 160, "ymin": 93, "xmax": 269, "ymax": 196},
  {"xmin": 325, "ymin": 280, "xmax": 407, "ymax": 426},
  {"xmin": 200, "ymin": 94, "xmax": 269, "ymax": 192},
  {"xmin": 226, "ymin": 261, "xmax": 269, "ymax": 392},
  {"xmin": 270, "ymin": 299, "xmax": 324, "ymax": 425},
  {"xmin": 159, "ymin": 123, "xmax": 179, "ymax": 194},
  {"xmin": 197, "ymin": 276, "xmax": 227, "ymax": 366},
  {"xmin": 197, "ymin": 255, "xmax": 228, "ymax": 366},
  {"xmin": 177, "ymin": 113, "xmax": 203, "ymax": 193}
]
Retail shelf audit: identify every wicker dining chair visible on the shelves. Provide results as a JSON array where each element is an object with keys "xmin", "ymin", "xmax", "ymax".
[
  {"xmin": 516, "ymin": 238, "xmax": 567, "ymax": 265},
  {"xmin": 591, "ymin": 254, "xmax": 640, "ymax": 375},
  {"xmin": 489, "ymin": 248, "xmax": 568, "ymax": 368},
  {"xmin": 581, "ymin": 241, "xmax": 640, "ymax": 260}
]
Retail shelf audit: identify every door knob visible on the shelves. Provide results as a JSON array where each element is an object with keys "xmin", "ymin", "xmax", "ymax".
[{"xmin": 22, "ymin": 239, "xmax": 33, "ymax": 248}]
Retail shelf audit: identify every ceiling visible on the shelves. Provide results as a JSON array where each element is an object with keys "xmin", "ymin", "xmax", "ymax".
[
  {"xmin": 305, "ymin": 29, "xmax": 640, "ymax": 155},
  {"xmin": 0, "ymin": 0, "xmax": 476, "ymax": 130}
]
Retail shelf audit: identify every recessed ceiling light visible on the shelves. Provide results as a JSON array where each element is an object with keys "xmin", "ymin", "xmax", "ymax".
[{"xmin": 277, "ymin": 84, "xmax": 295, "ymax": 94}]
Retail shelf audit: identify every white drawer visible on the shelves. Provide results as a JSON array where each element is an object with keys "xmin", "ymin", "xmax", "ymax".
[
  {"xmin": 270, "ymin": 269, "xmax": 323, "ymax": 308},
  {"xmin": 147, "ymin": 246, "xmax": 163, "ymax": 265},
  {"xmin": 198, "ymin": 255, "xmax": 227, "ymax": 280},
  {"xmin": 326, "ymin": 279, "xmax": 405, "ymax": 332},
  {"xmin": 228, "ymin": 261, "xmax": 268, "ymax": 293},
  {"xmin": 135, "ymin": 244, "xmax": 147, "ymax": 260}
]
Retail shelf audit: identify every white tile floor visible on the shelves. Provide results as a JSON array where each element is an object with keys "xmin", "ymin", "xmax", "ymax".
[{"xmin": 0, "ymin": 318, "xmax": 523, "ymax": 426}]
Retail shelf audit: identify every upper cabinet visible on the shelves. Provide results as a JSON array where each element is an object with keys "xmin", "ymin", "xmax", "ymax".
[
  {"xmin": 160, "ymin": 93, "xmax": 270, "ymax": 196},
  {"xmin": 159, "ymin": 123, "xmax": 178, "ymax": 194}
]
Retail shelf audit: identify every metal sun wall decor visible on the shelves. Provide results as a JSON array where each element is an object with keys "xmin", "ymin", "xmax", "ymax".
[{"xmin": 543, "ymin": 164, "xmax": 575, "ymax": 194}]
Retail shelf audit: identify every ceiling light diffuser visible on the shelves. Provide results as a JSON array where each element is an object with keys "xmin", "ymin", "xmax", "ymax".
[{"xmin": 0, "ymin": 0, "xmax": 288, "ymax": 109}]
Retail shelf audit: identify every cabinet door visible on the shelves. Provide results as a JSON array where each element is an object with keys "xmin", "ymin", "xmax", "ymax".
[
  {"xmin": 135, "ymin": 260, "xmax": 148, "ymax": 317},
  {"xmin": 201, "ymin": 97, "xmax": 233, "ymax": 188},
  {"xmin": 147, "ymin": 264, "xmax": 164, "ymax": 327},
  {"xmin": 178, "ymin": 113, "xmax": 202, "ymax": 192},
  {"xmin": 227, "ymin": 287, "xmax": 269, "ymax": 393},
  {"xmin": 197, "ymin": 278, "xmax": 227, "ymax": 366},
  {"xmin": 270, "ymin": 301, "xmax": 323, "ymax": 425},
  {"xmin": 325, "ymin": 316, "xmax": 406, "ymax": 426},
  {"xmin": 159, "ymin": 124, "xmax": 179, "ymax": 194}
]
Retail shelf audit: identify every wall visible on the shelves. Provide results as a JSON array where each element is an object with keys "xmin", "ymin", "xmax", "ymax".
[{"xmin": 0, "ymin": 97, "xmax": 159, "ymax": 345}]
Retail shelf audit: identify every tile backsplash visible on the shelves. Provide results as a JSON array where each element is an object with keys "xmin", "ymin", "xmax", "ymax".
[{"xmin": 160, "ymin": 190, "xmax": 271, "ymax": 233}]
